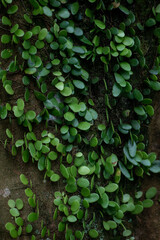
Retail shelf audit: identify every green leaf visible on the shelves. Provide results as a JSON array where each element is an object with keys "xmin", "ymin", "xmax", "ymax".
[
  {"xmin": 71, "ymin": 2, "xmax": 79, "ymax": 15},
  {"xmin": 48, "ymin": 151, "xmax": 57, "ymax": 160},
  {"xmin": 24, "ymin": 14, "xmax": 33, "ymax": 24},
  {"xmin": 17, "ymin": 99, "xmax": 24, "ymax": 111},
  {"xmin": 120, "ymin": 62, "xmax": 131, "ymax": 71},
  {"xmin": 77, "ymin": 178, "xmax": 90, "ymax": 188},
  {"xmin": 156, "ymin": 4, "xmax": 160, "ymax": 13},
  {"xmin": 94, "ymin": 19, "xmax": 105, "ymax": 29},
  {"xmin": 1, "ymin": 49, "xmax": 12, "ymax": 59},
  {"xmin": 10, "ymin": 208, "xmax": 20, "ymax": 217},
  {"xmin": 72, "ymin": 46, "xmax": 85, "ymax": 54},
  {"xmin": 71, "ymin": 200, "xmax": 80, "ymax": 212},
  {"xmin": 26, "ymin": 110, "xmax": 36, "ymax": 120},
  {"xmin": 34, "ymin": 90, "xmax": 46, "ymax": 101},
  {"xmin": 15, "ymin": 29, "xmax": 24, "ymax": 37},
  {"xmin": 5, "ymin": 222, "xmax": 16, "ymax": 231},
  {"xmin": 114, "ymin": 73, "xmax": 126, "ymax": 87},
  {"xmin": 5, "ymin": 84, "xmax": 14, "ymax": 95},
  {"xmin": 148, "ymin": 81, "xmax": 160, "ymax": 90},
  {"xmin": 146, "ymin": 187, "xmax": 157, "ymax": 199},
  {"xmin": 67, "ymin": 215, "xmax": 77, "ymax": 223},
  {"xmin": 133, "ymin": 89, "xmax": 143, "ymax": 101},
  {"xmin": 128, "ymin": 140, "xmax": 137, "ymax": 157},
  {"xmin": 58, "ymin": 8, "xmax": 70, "ymax": 19},
  {"xmin": 123, "ymin": 37, "xmax": 134, "ymax": 46},
  {"xmin": 119, "ymin": 5, "xmax": 130, "ymax": 15},
  {"xmin": 89, "ymin": 229, "xmax": 99, "ymax": 238},
  {"xmin": 7, "ymin": 5, "xmax": 18, "ymax": 14},
  {"xmin": 134, "ymin": 106, "xmax": 145, "ymax": 116},
  {"xmin": 78, "ymin": 122, "xmax": 91, "ymax": 131},
  {"xmin": 20, "ymin": 174, "xmax": 28, "ymax": 185},
  {"xmin": 60, "ymin": 164, "xmax": 69, "ymax": 179},
  {"xmin": 145, "ymin": 105, "xmax": 154, "ymax": 117},
  {"xmin": 38, "ymin": 28, "xmax": 48, "ymax": 40},
  {"xmin": 146, "ymin": 18, "xmax": 156, "ymax": 27},
  {"xmin": 2, "ymin": 16, "xmax": 11, "ymax": 26},
  {"xmin": 16, "ymin": 199, "xmax": 23, "ymax": 210},
  {"xmin": 1, "ymin": 34, "xmax": 11, "ymax": 44},
  {"xmin": 73, "ymin": 80, "xmax": 85, "ymax": 89},
  {"xmin": 43, "ymin": 6, "xmax": 52, "ymax": 17},
  {"xmin": 143, "ymin": 199, "xmax": 153, "ymax": 208},
  {"xmin": 27, "ymin": 212, "xmax": 38, "ymax": 222},
  {"xmin": 25, "ymin": 188, "xmax": 33, "ymax": 197},
  {"xmin": 154, "ymin": 28, "xmax": 160, "ymax": 38},
  {"xmin": 15, "ymin": 217, "xmax": 23, "ymax": 227},
  {"xmin": 50, "ymin": 173, "xmax": 60, "ymax": 182},
  {"xmin": 15, "ymin": 140, "xmax": 24, "ymax": 147},
  {"xmin": 1, "ymin": 106, "xmax": 8, "ymax": 119},
  {"xmin": 107, "ymin": 220, "xmax": 117, "ymax": 229},
  {"xmin": 78, "ymin": 166, "xmax": 90, "ymax": 175},
  {"xmin": 119, "ymin": 161, "xmax": 131, "ymax": 179},
  {"xmin": 60, "ymin": 87, "xmax": 72, "ymax": 96},
  {"xmin": 123, "ymin": 230, "xmax": 132, "ymax": 237},
  {"xmin": 26, "ymin": 224, "xmax": 33, "ymax": 233},
  {"xmin": 25, "ymin": 68, "xmax": 36, "ymax": 75},
  {"xmin": 112, "ymin": 83, "xmax": 122, "ymax": 97},
  {"xmin": 132, "ymin": 204, "xmax": 143, "ymax": 214},
  {"xmin": 8, "ymin": 199, "xmax": 15, "ymax": 208},
  {"xmin": 84, "ymin": 193, "xmax": 99, "ymax": 203},
  {"xmin": 103, "ymin": 221, "xmax": 110, "ymax": 231},
  {"xmin": 64, "ymin": 112, "xmax": 75, "ymax": 121},
  {"xmin": 74, "ymin": 27, "xmax": 83, "ymax": 37},
  {"xmin": 105, "ymin": 183, "xmax": 118, "ymax": 192},
  {"xmin": 10, "ymin": 229, "xmax": 18, "ymax": 238}
]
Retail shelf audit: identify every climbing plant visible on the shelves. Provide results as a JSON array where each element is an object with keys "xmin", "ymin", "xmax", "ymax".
[{"xmin": 1, "ymin": 0, "xmax": 160, "ymax": 239}]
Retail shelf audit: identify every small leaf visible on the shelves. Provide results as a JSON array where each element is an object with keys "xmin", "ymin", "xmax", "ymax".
[
  {"xmin": 105, "ymin": 183, "xmax": 118, "ymax": 192},
  {"xmin": 64, "ymin": 112, "xmax": 75, "ymax": 121},
  {"xmin": 10, "ymin": 208, "xmax": 20, "ymax": 217},
  {"xmin": 20, "ymin": 174, "xmax": 28, "ymax": 185},
  {"xmin": 26, "ymin": 224, "xmax": 33, "ymax": 233},
  {"xmin": 134, "ymin": 106, "xmax": 145, "ymax": 116},
  {"xmin": 89, "ymin": 229, "xmax": 99, "ymax": 238},
  {"xmin": 78, "ymin": 166, "xmax": 90, "ymax": 175},
  {"xmin": 16, "ymin": 199, "xmax": 23, "ymax": 210},
  {"xmin": 143, "ymin": 199, "xmax": 154, "ymax": 208},
  {"xmin": 50, "ymin": 173, "xmax": 60, "ymax": 182},
  {"xmin": 120, "ymin": 62, "xmax": 131, "ymax": 71},
  {"xmin": 67, "ymin": 215, "xmax": 77, "ymax": 223},
  {"xmin": 71, "ymin": 2, "xmax": 79, "ymax": 15},
  {"xmin": 17, "ymin": 99, "xmax": 24, "ymax": 111},
  {"xmin": 8, "ymin": 199, "xmax": 15, "ymax": 208},
  {"xmin": 5, "ymin": 84, "xmax": 14, "ymax": 95},
  {"xmin": 58, "ymin": 8, "xmax": 70, "ymax": 19},
  {"xmin": 38, "ymin": 28, "xmax": 48, "ymax": 40},
  {"xmin": 73, "ymin": 80, "xmax": 85, "ymax": 89},
  {"xmin": 114, "ymin": 73, "xmax": 126, "ymax": 87},
  {"xmin": 26, "ymin": 110, "xmax": 36, "ymax": 120},
  {"xmin": 27, "ymin": 212, "xmax": 38, "ymax": 222},
  {"xmin": 119, "ymin": 161, "xmax": 131, "ymax": 179},
  {"xmin": 146, "ymin": 187, "xmax": 157, "ymax": 199},
  {"xmin": 43, "ymin": 6, "xmax": 52, "ymax": 17},
  {"xmin": 94, "ymin": 19, "xmax": 105, "ymax": 29},
  {"xmin": 7, "ymin": 5, "xmax": 18, "ymax": 14},
  {"xmin": 78, "ymin": 122, "xmax": 91, "ymax": 131},
  {"xmin": 10, "ymin": 229, "xmax": 18, "ymax": 238},
  {"xmin": 1, "ymin": 34, "xmax": 11, "ymax": 44},
  {"xmin": 123, "ymin": 230, "xmax": 132, "ymax": 237},
  {"xmin": 1, "ymin": 49, "xmax": 13, "ymax": 59},
  {"xmin": 146, "ymin": 18, "xmax": 156, "ymax": 27}
]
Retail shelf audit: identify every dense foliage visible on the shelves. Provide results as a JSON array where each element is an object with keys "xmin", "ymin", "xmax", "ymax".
[{"xmin": 1, "ymin": 0, "xmax": 160, "ymax": 239}]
